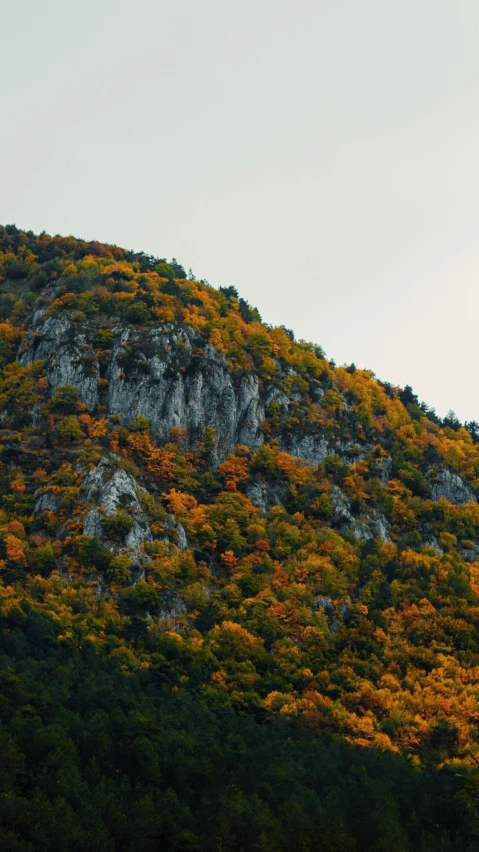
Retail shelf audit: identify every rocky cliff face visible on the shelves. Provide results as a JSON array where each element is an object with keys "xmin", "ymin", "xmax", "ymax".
[
  {"xmin": 21, "ymin": 313, "xmax": 265, "ymax": 466},
  {"xmin": 81, "ymin": 457, "xmax": 152, "ymax": 556},
  {"xmin": 20, "ymin": 307, "xmax": 477, "ymax": 541},
  {"xmin": 427, "ymin": 468, "xmax": 477, "ymax": 505},
  {"xmin": 20, "ymin": 310, "xmax": 357, "ymax": 470}
]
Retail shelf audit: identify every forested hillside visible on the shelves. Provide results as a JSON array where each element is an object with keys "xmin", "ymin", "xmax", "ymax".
[{"xmin": 1, "ymin": 224, "xmax": 479, "ymax": 850}]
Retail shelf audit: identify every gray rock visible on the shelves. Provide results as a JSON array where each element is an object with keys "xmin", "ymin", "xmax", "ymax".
[
  {"xmin": 285, "ymin": 435, "xmax": 366, "ymax": 468},
  {"xmin": 352, "ymin": 521, "xmax": 374, "ymax": 542},
  {"xmin": 312, "ymin": 387, "xmax": 325, "ymax": 403},
  {"xmin": 314, "ymin": 596, "xmax": 338, "ymax": 632},
  {"xmin": 83, "ymin": 507, "xmax": 103, "ymax": 539},
  {"xmin": 20, "ymin": 316, "xmax": 99, "ymax": 409},
  {"xmin": 314, "ymin": 595, "xmax": 334, "ymax": 610},
  {"xmin": 459, "ymin": 543, "xmax": 479, "ymax": 563},
  {"xmin": 337, "ymin": 600, "xmax": 350, "ymax": 619},
  {"xmin": 246, "ymin": 481, "xmax": 284, "ymax": 512},
  {"xmin": 21, "ymin": 315, "xmax": 266, "ymax": 464},
  {"xmin": 375, "ymin": 455, "xmax": 392, "ymax": 485},
  {"xmin": 423, "ymin": 537, "xmax": 444, "ymax": 555},
  {"xmin": 33, "ymin": 490, "xmax": 62, "ymax": 515},
  {"xmin": 176, "ymin": 523, "xmax": 187, "ymax": 552},
  {"xmin": 81, "ymin": 457, "xmax": 152, "ymax": 559},
  {"xmin": 287, "ymin": 435, "xmax": 330, "ymax": 465},
  {"xmin": 163, "ymin": 514, "xmax": 188, "ymax": 551},
  {"xmin": 361, "ymin": 509, "xmax": 391, "ymax": 543},
  {"xmin": 328, "ymin": 490, "xmax": 391, "ymax": 542},
  {"xmin": 158, "ymin": 595, "xmax": 187, "ymax": 620},
  {"xmin": 313, "ymin": 596, "xmax": 350, "ymax": 634},
  {"xmin": 264, "ymin": 386, "xmax": 290, "ymax": 410},
  {"xmin": 329, "ymin": 486, "xmax": 354, "ymax": 524},
  {"xmin": 104, "ymin": 328, "xmax": 266, "ymax": 465},
  {"xmin": 427, "ymin": 469, "xmax": 476, "ymax": 505}
]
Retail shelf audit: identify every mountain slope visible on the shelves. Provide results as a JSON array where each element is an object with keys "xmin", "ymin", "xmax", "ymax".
[{"xmin": 1, "ymin": 224, "xmax": 479, "ymax": 849}]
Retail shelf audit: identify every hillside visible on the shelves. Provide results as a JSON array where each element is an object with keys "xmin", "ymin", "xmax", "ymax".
[{"xmin": 1, "ymin": 224, "xmax": 479, "ymax": 850}]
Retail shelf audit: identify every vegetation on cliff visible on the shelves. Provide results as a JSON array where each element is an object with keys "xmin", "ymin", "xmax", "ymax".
[{"xmin": 1, "ymin": 224, "xmax": 479, "ymax": 849}]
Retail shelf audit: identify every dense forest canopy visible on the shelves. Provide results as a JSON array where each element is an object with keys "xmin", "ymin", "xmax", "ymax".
[{"xmin": 1, "ymin": 224, "xmax": 479, "ymax": 850}]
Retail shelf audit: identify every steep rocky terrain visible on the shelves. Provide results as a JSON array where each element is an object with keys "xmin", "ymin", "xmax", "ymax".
[{"xmin": 2, "ymin": 225, "xmax": 479, "ymax": 850}]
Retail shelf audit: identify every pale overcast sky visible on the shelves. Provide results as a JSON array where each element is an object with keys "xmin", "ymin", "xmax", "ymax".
[{"xmin": 2, "ymin": 0, "xmax": 479, "ymax": 421}]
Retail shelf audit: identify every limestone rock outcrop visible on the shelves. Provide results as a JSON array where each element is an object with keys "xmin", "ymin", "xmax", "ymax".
[
  {"xmin": 21, "ymin": 317, "xmax": 265, "ymax": 465},
  {"xmin": 427, "ymin": 468, "xmax": 476, "ymax": 505},
  {"xmin": 81, "ymin": 457, "xmax": 152, "ymax": 560}
]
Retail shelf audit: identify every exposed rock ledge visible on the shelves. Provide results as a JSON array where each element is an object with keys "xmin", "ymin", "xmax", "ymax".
[
  {"xmin": 427, "ymin": 469, "xmax": 476, "ymax": 505},
  {"xmin": 20, "ymin": 316, "xmax": 265, "ymax": 465},
  {"xmin": 81, "ymin": 457, "xmax": 152, "ymax": 561}
]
